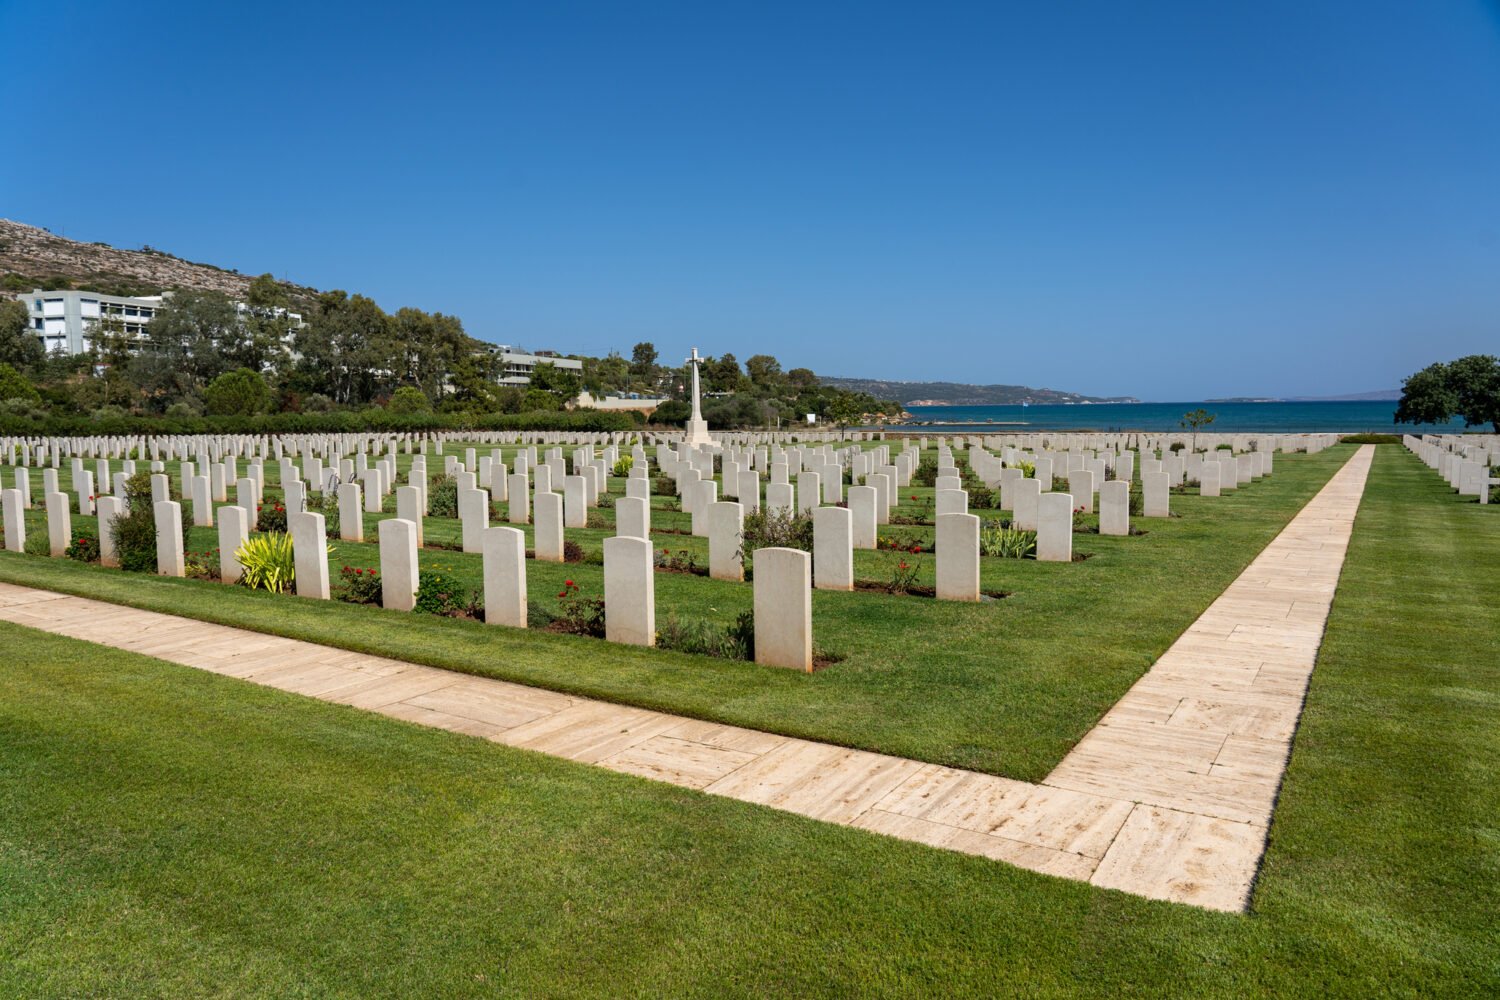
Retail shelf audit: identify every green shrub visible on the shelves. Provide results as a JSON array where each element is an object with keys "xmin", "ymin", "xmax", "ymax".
[
  {"xmin": 742, "ymin": 507, "xmax": 812, "ymax": 553},
  {"xmin": 235, "ymin": 533, "xmax": 296, "ymax": 593},
  {"xmin": 612, "ymin": 455, "xmax": 635, "ymax": 477},
  {"xmin": 0, "ymin": 362, "xmax": 41, "ymax": 404},
  {"xmin": 413, "ymin": 572, "xmax": 469, "ymax": 615},
  {"xmin": 1340, "ymin": 433, "xmax": 1401, "ymax": 445},
  {"xmin": 427, "ymin": 475, "xmax": 459, "ymax": 518},
  {"xmin": 204, "ymin": 368, "xmax": 271, "ymax": 416},
  {"xmin": 110, "ymin": 471, "xmax": 186, "ymax": 572},
  {"xmin": 388, "ymin": 386, "xmax": 433, "ymax": 414}
]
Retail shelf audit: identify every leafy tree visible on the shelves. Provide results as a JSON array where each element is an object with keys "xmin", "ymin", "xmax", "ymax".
[
  {"xmin": 786, "ymin": 367, "xmax": 819, "ymax": 390},
  {"xmin": 388, "ymin": 385, "xmax": 433, "ymax": 413},
  {"xmin": 1396, "ymin": 355, "xmax": 1500, "ymax": 432},
  {"xmin": 530, "ymin": 360, "xmax": 580, "ymax": 402},
  {"xmin": 85, "ymin": 315, "xmax": 138, "ymax": 409},
  {"xmin": 745, "ymin": 354, "xmax": 782, "ymax": 389},
  {"xmin": 0, "ymin": 362, "xmax": 41, "ymax": 404},
  {"xmin": 1180, "ymin": 408, "xmax": 1216, "ymax": 431},
  {"xmin": 630, "ymin": 341, "xmax": 658, "ymax": 380},
  {"xmin": 0, "ymin": 298, "xmax": 43, "ymax": 371},
  {"xmin": 291, "ymin": 291, "xmax": 393, "ymax": 405},
  {"xmin": 203, "ymin": 367, "xmax": 271, "ymax": 416},
  {"xmin": 703, "ymin": 353, "xmax": 746, "ymax": 393}
]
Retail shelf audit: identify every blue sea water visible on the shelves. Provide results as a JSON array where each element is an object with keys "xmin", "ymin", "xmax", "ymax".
[{"xmin": 893, "ymin": 401, "xmax": 1467, "ymax": 434}]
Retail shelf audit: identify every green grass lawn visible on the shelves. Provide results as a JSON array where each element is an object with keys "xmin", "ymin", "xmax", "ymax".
[
  {"xmin": 0, "ymin": 445, "xmax": 1494, "ymax": 997},
  {"xmin": 1, "ymin": 445, "xmax": 1350, "ymax": 781}
]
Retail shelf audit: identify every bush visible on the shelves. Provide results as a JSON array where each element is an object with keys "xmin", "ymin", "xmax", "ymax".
[
  {"xmin": 426, "ymin": 475, "xmax": 459, "ymax": 518},
  {"xmin": 413, "ymin": 572, "xmax": 469, "ymax": 615},
  {"xmin": 1340, "ymin": 433, "xmax": 1401, "ymax": 444},
  {"xmin": 653, "ymin": 474, "xmax": 676, "ymax": 496},
  {"xmin": 204, "ymin": 368, "xmax": 271, "ymax": 416},
  {"xmin": 612, "ymin": 455, "xmax": 635, "ymax": 477},
  {"xmin": 336, "ymin": 564, "xmax": 382, "ymax": 605},
  {"xmin": 235, "ymin": 533, "xmax": 297, "ymax": 593},
  {"xmin": 388, "ymin": 386, "xmax": 433, "ymax": 414},
  {"xmin": 110, "ymin": 471, "xmax": 186, "ymax": 572},
  {"xmin": 563, "ymin": 540, "xmax": 586, "ymax": 563},
  {"xmin": 0, "ymin": 362, "xmax": 41, "ymax": 404},
  {"xmin": 742, "ymin": 507, "xmax": 812, "ymax": 553},
  {"xmin": 64, "ymin": 533, "xmax": 101, "ymax": 562}
]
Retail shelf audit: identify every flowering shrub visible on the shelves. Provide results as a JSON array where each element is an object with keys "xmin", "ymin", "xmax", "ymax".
[
  {"xmin": 612, "ymin": 456, "xmax": 634, "ymax": 477},
  {"xmin": 337, "ymin": 564, "xmax": 382, "ymax": 605},
  {"xmin": 256, "ymin": 502, "xmax": 288, "ymax": 533},
  {"xmin": 887, "ymin": 553, "xmax": 921, "ymax": 594},
  {"xmin": 654, "ymin": 547, "xmax": 700, "ymax": 574},
  {"xmin": 878, "ymin": 529, "xmax": 927, "ymax": 554},
  {"xmin": 65, "ymin": 533, "xmax": 101, "ymax": 562},
  {"xmin": 185, "ymin": 548, "xmax": 222, "ymax": 580},
  {"xmin": 553, "ymin": 579, "xmax": 606, "ymax": 637}
]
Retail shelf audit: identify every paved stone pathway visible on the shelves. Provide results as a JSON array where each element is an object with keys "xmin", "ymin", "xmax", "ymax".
[{"xmin": 0, "ymin": 445, "xmax": 1374, "ymax": 912}]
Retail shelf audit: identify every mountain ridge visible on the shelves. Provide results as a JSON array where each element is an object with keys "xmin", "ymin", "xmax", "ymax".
[{"xmin": 0, "ymin": 218, "xmax": 316, "ymax": 303}]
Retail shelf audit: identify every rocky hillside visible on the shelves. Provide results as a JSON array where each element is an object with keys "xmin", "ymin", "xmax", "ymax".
[
  {"xmin": 0, "ymin": 218, "xmax": 315, "ymax": 302},
  {"xmin": 820, "ymin": 376, "xmax": 1137, "ymax": 406}
]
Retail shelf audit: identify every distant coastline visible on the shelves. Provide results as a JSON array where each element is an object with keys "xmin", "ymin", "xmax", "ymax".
[{"xmin": 870, "ymin": 399, "xmax": 1460, "ymax": 434}]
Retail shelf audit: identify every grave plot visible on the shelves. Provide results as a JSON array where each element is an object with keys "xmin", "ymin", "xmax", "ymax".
[{"xmin": 0, "ymin": 429, "xmax": 1354, "ymax": 779}]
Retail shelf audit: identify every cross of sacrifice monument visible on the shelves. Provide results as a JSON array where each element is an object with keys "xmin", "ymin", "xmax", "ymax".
[{"xmin": 683, "ymin": 347, "xmax": 713, "ymax": 446}]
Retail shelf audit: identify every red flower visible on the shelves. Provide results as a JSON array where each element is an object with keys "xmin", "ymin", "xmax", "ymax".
[
  {"xmin": 565, "ymin": 579, "xmax": 574, "ymax": 587},
  {"xmin": 557, "ymin": 591, "xmax": 567, "ymax": 599},
  {"xmin": 899, "ymin": 561, "xmax": 908, "ymax": 570},
  {"xmin": 355, "ymin": 568, "xmax": 363, "ymax": 575}
]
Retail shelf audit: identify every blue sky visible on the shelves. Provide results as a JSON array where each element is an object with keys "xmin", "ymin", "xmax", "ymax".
[{"xmin": 4, "ymin": 0, "xmax": 1498, "ymax": 400}]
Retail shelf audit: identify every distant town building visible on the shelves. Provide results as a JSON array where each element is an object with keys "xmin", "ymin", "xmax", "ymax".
[
  {"xmin": 574, "ymin": 390, "xmax": 666, "ymax": 414},
  {"xmin": 11, "ymin": 288, "xmax": 303, "ymax": 356},
  {"xmin": 478, "ymin": 344, "xmax": 584, "ymax": 386}
]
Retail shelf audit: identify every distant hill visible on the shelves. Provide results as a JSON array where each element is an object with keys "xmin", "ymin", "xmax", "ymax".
[
  {"xmin": 1284, "ymin": 390, "xmax": 1401, "ymax": 402},
  {"xmin": 1206, "ymin": 390, "xmax": 1402, "ymax": 403},
  {"xmin": 820, "ymin": 376, "xmax": 1137, "ymax": 406},
  {"xmin": 0, "ymin": 218, "xmax": 315, "ymax": 304}
]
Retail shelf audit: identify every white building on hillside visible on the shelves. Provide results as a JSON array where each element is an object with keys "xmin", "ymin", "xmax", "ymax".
[
  {"xmin": 478, "ymin": 344, "xmax": 584, "ymax": 386},
  {"xmin": 11, "ymin": 288, "xmax": 304, "ymax": 357},
  {"xmin": 16, "ymin": 288, "xmax": 166, "ymax": 355}
]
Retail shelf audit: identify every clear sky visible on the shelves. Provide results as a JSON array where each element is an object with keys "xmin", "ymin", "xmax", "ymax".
[{"xmin": 4, "ymin": 0, "xmax": 1498, "ymax": 400}]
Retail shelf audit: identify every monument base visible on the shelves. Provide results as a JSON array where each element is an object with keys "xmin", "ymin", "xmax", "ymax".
[{"xmin": 683, "ymin": 418, "xmax": 713, "ymax": 446}]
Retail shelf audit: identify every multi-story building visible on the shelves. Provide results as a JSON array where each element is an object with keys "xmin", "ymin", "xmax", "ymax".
[
  {"xmin": 478, "ymin": 344, "xmax": 584, "ymax": 386},
  {"xmin": 11, "ymin": 288, "xmax": 304, "ymax": 356},
  {"xmin": 17, "ymin": 288, "xmax": 166, "ymax": 355}
]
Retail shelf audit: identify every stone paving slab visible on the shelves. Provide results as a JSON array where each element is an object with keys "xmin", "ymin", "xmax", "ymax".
[{"xmin": 0, "ymin": 446, "xmax": 1374, "ymax": 912}]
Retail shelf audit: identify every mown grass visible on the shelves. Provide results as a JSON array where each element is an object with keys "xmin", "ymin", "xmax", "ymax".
[
  {"xmin": 0, "ymin": 446, "xmax": 1348, "ymax": 780},
  {"xmin": 0, "ymin": 446, "xmax": 1494, "ymax": 997}
]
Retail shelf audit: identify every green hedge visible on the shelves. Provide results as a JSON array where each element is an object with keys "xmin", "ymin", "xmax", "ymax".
[{"xmin": 0, "ymin": 408, "xmax": 640, "ymax": 437}]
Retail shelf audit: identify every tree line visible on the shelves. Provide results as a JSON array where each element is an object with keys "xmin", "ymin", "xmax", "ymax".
[{"xmin": 0, "ymin": 276, "xmax": 901, "ymax": 430}]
